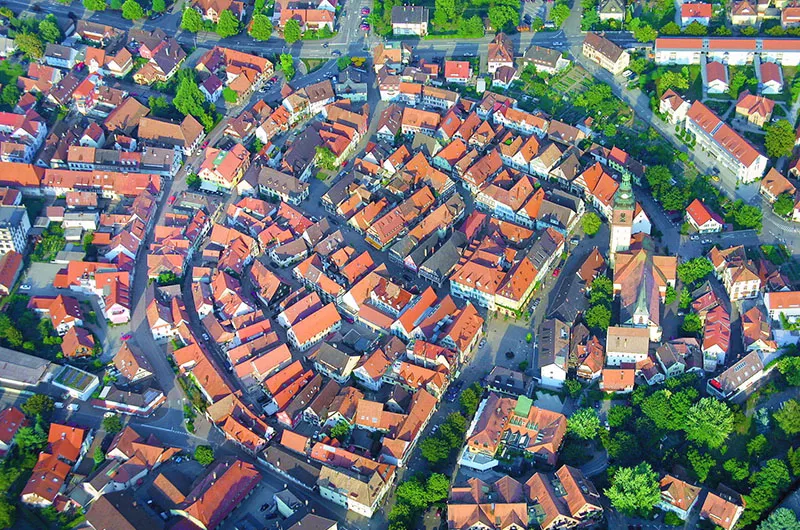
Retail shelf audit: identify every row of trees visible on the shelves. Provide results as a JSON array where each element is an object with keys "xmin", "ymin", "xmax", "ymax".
[
  {"xmin": 82, "ymin": 0, "xmax": 166, "ymax": 17},
  {"xmin": 181, "ymin": 8, "xmax": 242, "ymax": 38},
  {"xmin": 585, "ymin": 276, "xmax": 612, "ymax": 332},
  {"xmin": 7, "ymin": 14, "xmax": 62, "ymax": 60},
  {"xmin": 389, "ymin": 474, "xmax": 450, "ymax": 530}
]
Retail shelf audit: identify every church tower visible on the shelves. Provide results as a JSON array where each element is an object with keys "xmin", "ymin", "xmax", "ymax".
[{"xmin": 609, "ymin": 172, "xmax": 635, "ymax": 267}]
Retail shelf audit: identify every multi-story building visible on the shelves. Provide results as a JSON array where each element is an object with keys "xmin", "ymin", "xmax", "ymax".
[
  {"xmin": 685, "ymin": 101, "xmax": 767, "ymax": 183},
  {"xmin": 0, "ymin": 205, "xmax": 30, "ymax": 254},
  {"xmin": 391, "ymin": 6, "xmax": 429, "ymax": 36},
  {"xmin": 582, "ymin": 32, "xmax": 630, "ymax": 74}
]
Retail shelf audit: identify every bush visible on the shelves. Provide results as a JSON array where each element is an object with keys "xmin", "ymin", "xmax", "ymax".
[{"xmin": 194, "ymin": 445, "xmax": 215, "ymax": 466}]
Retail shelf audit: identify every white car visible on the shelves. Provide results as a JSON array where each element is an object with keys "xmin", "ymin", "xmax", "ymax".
[
  {"xmin": 19, "ymin": 282, "xmax": 31, "ymax": 291},
  {"xmin": 66, "ymin": 403, "xmax": 79, "ymax": 411}
]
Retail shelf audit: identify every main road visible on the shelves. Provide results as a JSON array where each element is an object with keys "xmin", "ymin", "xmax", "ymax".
[{"xmin": 14, "ymin": 0, "xmax": 573, "ymax": 58}]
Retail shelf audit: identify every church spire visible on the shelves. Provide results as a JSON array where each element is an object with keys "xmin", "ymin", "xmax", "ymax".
[{"xmin": 614, "ymin": 172, "xmax": 635, "ymax": 212}]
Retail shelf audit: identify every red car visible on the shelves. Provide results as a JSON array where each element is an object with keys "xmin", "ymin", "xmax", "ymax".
[
  {"xmin": 121, "ymin": 333, "xmax": 132, "ymax": 341},
  {"xmin": 167, "ymin": 194, "xmax": 177, "ymax": 205},
  {"xmin": 552, "ymin": 268, "xmax": 561, "ymax": 277},
  {"xmin": 201, "ymin": 140, "xmax": 210, "ymax": 149}
]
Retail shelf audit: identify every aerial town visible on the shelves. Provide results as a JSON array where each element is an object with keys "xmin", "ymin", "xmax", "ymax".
[{"xmin": 0, "ymin": 0, "xmax": 798, "ymax": 528}]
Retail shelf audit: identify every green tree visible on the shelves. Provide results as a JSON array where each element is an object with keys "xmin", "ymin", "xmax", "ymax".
[
  {"xmin": 683, "ymin": 21, "xmax": 707, "ymax": 35},
  {"xmin": 122, "ymin": 0, "xmax": 145, "ymax": 19},
  {"xmin": 531, "ymin": 16, "xmax": 544, "ymax": 31},
  {"xmin": 565, "ymin": 379, "xmax": 582, "ymax": 398},
  {"xmin": 774, "ymin": 399, "xmax": 800, "ymax": 436},
  {"xmin": 102, "ymin": 414, "xmax": 123, "ymax": 434},
  {"xmin": 724, "ymin": 458, "xmax": 750, "ymax": 481},
  {"xmin": 21, "ymin": 394, "xmax": 54, "ymax": 418},
  {"xmin": 582, "ymin": 212, "xmax": 601, "ymax": 236},
  {"xmin": 714, "ymin": 25, "xmax": 733, "ymax": 35},
  {"xmin": 284, "ymin": 19, "xmax": 302, "ymax": 43},
  {"xmin": 568, "ymin": 408, "xmax": 600, "ymax": 440},
  {"xmin": 728, "ymin": 70, "xmax": 748, "ymax": 98},
  {"xmin": 747, "ymin": 433, "xmax": 769, "ymax": 458},
  {"xmin": 255, "ymin": 0, "xmax": 266, "ymax": 11},
  {"xmin": 186, "ymin": 173, "xmax": 201, "ymax": 188},
  {"xmin": 688, "ymin": 448, "xmax": 715, "ymax": 482},
  {"xmin": 585, "ymin": 304, "xmax": 611, "ymax": 331},
  {"xmin": 729, "ymin": 200, "xmax": 763, "ymax": 231},
  {"xmin": 419, "ymin": 436, "xmax": 450, "ymax": 464},
  {"xmin": 645, "ymin": 164, "xmax": 673, "ymax": 190},
  {"xmin": 216, "ymin": 9, "xmax": 241, "ymax": 37},
  {"xmin": 433, "ymin": 0, "xmax": 456, "ymax": 28},
  {"xmin": 776, "ymin": 357, "xmax": 800, "ymax": 386},
  {"xmin": 589, "ymin": 276, "xmax": 613, "ymax": 305},
  {"xmin": 765, "ymin": 119, "xmax": 795, "ymax": 158},
  {"xmin": 39, "ymin": 18, "xmax": 63, "ymax": 43},
  {"xmin": 459, "ymin": 386, "xmax": 479, "ymax": 417},
  {"xmin": 173, "ymin": 71, "xmax": 212, "ymax": 128},
  {"xmin": 488, "ymin": 5, "xmax": 517, "ymax": 30},
  {"xmin": 550, "ymin": 3, "xmax": 571, "ymax": 27},
  {"xmin": 194, "ymin": 445, "xmax": 215, "ymax": 465},
  {"xmin": 93, "ymin": 446, "xmax": 106, "ymax": 465},
  {"xmin": 684, "ymin": 397, "xmax": 733, "ymax": 449},
  {"xmin": 758, "ymin": 508, "xmax": 800, "ymax": 530},
  {"xmin": 1, "ymin": 85, "xmax": 20, "ymax": 109},
  {"xmin": 15, "ymin": 33, "xmax": 44, "ymax": 59},
  {"xmin": 681, "ymin": 313, "xmax": 702, "ymax": 335},
  {"xmin": 330, "ymin": 420, "xmax": 350, "ymax": 441},
  {"xmin": 460, "ymin": 15, "xmax": 485, "ymax": 37},
  {"xmin": 152, "ymin": 0, "xmax": 166, "ymax": 12},
  {"xmin": 148, "ymin": 95, "xmax": 173, "ymax": 117},
  {"xmin": 608, "ymin": 405, "xmax": 633, "ymax": 428},
  {"xmin": 677, "ymin": 257, "xmax": 713, "ymax": 285},
  {"xmin": 426, "ymin": 473, "xmax": 450, "ymax": 502},
  {"xmin": 0, "ymin": 498, "xmax": 14, "ymax": 529},
  {"xmin": 660, "ymin": 21, "xmax": 681, "ymax": 35},
  {"xmin": 630, "ymin": 19, "xmax": 657, "ymax": 41},
  {"xmin": 280, "ymin": 53, "xmax": 295, "ymax": 80},
  {"xmin": 397, "ymin": 478, "xmax": 428, "ymax": 509},
  {"xmin": 315, "ymin": 146, "xmax": 337, "ymax": 170},
  {"xmin": 83, "ymin": 0, "xmax": 107, "ymax": 10},
  {"xmin": 773, "ymin": 193, "xmax": 795, "ymax": 217},
  {"xmin": 789, "ymin": 447, "xmax": 800, "ymax": 476},
  {"xmin": 657, "ymin": 70, "xmax": 689, "ymax": 96},
  {"xmin": 181, "ymin": 8, "xmax": 204, "ymax": 32},
  {"xmin": 250, "ymin": 13, "xmax": 273, "ymax": 40},
  {"xmin": 605, "ymin": 463, "xmax": 661, "ymax": 516},
  {"xmin": 222, "ymin": 87, "xmax": 238, "ymax": 103},
  {"xmin": 15, "ymin": 424, "xmax": 47, "ymax": 453}
]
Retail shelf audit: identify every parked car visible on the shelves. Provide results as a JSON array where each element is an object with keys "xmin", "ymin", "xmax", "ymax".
[
  {"xmin": 19, "ymin": 282, "xmax": 31, "ymax": 291},
  {"xmin": 332, "ymin": 50, "xmax": 342, "ymax": 57},
  {"xmin": 552, "ymin": 268, "xmax": 561, "ymax": 277},
  {"xmin": 167, "ymin": 195, "xmax": 177, "ymax": 205},
  {"xmin": 121, "ymin": 333, "xmax": 132, "ymax": 341},
  {"xmin": 66, "ymin": 404, "xmax": 79, "ymax": 411},
  {"xmin": 361, "ymin": 7, "xmax": 370, "ymax": 14}
]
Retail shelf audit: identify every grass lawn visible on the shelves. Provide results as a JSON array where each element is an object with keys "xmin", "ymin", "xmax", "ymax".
[{"xmin": 301, "ymin": 58, "xmax": 328, "ymax": 74}]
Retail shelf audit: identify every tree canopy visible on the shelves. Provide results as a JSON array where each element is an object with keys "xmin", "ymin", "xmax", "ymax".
[
  {"xmin": 152, "ymin": 0, "xmax": 166, "ymax": 12},
  {"xmin": 582, "ymin": 212, "xmax": 601, "ymax": 236},
  {"xmin": 765, "ymin": 119, "xmax": 795, "ymax": 158},
  {"xmin": 585, "ymin": 304, "xmax": 611, "ymax": 331},
  {"xmin": 216, "ymin": 9, "xmax": 241, "ymax": 37},
  {"xmin": 677, "ymin": 257, "xmax": 713, "ymax": 286},
  {"xmin": 684, "ymin": 397, "xmax": 733, "ymax": 449},
  {"xmin": 280, "ymin": 53, "xmax": 295, "ymax": 80},
  {"xmin": 181, "ymin": 8, "xmax": 203, "ymax": 32},
  {"xmin": 250, "ymin": 13, "xmax": 273, "ymax": 40},
  {"xmin": 605, "ymin": 463, "xmax": 661, "ymax": 516},
  {"xmin": 773, "ymin": 193, "xmax": 795, "ymax": 218},
  {"xmin": 21, "ymin": 394, "xmax": 54, "ymax": 418},
  {"xmin": 194, "ymin": 445, "xmax": 215, "ymax": 465},
  {"xmin": 102, "ymin": 414, "xmax": 123, "ymax": 434},
  {"xmin": 758, "ymin": 508, "xmax": 800, "ymax": 530},
  {"xmin": 14, "ymin": 33, "xmax": 44, "ymax": 59},
  {"xmin": 568, "ymin": 408, "xmax": 600, "ymax": 440},
  {"xmin": 83, "ymin": 0, "xmax": 107, "ymax": 10},
  {"xmin": 121, "ymin": 0, "xmax": 146, "ymax": 19},
  {"xmin": 39, "ymin": 17, "xmax": 63, "ymax": 43},
  {"xmin": 284, "ymin": 19, "xmax": 301, "ymax": 43},
  {"xmin": 774, "ymin": 399, "xmax": 800, "ymax": 436}
]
